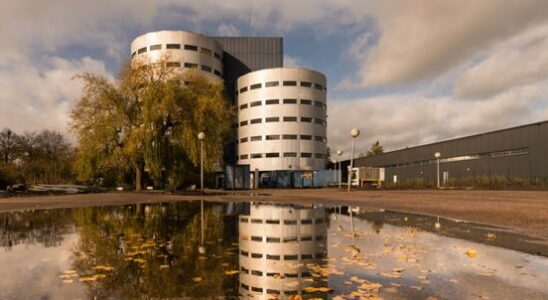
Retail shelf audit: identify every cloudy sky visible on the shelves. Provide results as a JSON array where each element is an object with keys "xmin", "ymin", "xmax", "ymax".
[{"xmin": 1, "ymin": 0, "xmax": 548, "ymax": 158}]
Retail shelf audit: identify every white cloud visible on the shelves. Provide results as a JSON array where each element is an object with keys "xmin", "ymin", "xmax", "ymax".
[
  {"xmin": 344, "ymin": 0, "xmax": 548, "ymax": 88},
  {"xmin": 455, "ymin": 24, "xmax": 548, "ymax": 99},
  {"xmin": 0, "ymin": 55, "xmax": 111, "ymax": 137},
  {"xmin": 215, "ymin": 23, "xmax": 241, "ymax": 36},
  {"xmin": 327, "ymin": 83, "xmax": 548, "ymax": 158},
  {"xmin": 283, "ymin": 55, "xmax": 310, "ymax": 68}
]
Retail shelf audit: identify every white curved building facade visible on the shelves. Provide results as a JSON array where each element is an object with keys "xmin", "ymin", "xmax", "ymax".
[
  {"xmin": 237, "ymin": 68, "xmax": 328, "ymax": 171},
  {"xmin": 238, "ymin": 203, "xmax": 327, "ymax": 298},
  {"xmin": 130, "ymin": 30, "xmax": 223, "ymax": 80}
]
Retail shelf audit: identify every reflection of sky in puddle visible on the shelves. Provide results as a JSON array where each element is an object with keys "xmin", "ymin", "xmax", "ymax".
[
  {"xmin": 0, "ymin": 202, "xmax": 546, "ymax": 299},
  {"xmin": 330, "ymin": 213, "xmax": 548, "ymax": 299}
]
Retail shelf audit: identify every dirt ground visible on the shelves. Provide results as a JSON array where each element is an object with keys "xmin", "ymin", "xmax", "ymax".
[{"xmin": 1, "ymin": 188, "xmax": 547, "ymax": 241}]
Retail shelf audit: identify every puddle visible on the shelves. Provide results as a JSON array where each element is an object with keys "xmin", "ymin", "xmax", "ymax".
[{"xmin": 0, "ymin": 201, "xmax": 546, "ymax": 299}]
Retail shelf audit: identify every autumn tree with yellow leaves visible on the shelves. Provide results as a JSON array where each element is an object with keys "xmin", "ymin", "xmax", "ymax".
[{"xmin": 71, "ymin": 58, "xmax": 233, "ymax": 190}]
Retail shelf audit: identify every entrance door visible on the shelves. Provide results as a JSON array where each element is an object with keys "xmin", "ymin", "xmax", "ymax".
[{"xmin": 443, "ymin": 171, "xmax": 449, "ymax": 185}]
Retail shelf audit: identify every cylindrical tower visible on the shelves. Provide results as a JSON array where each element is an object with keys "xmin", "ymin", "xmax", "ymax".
[
  {"xmin": 236, "ymin": 68, "xmax": 328, "ymax": 171},
  {"xmin": 130, "ymin": 30, "xmax": 223, "ymax": 80},
  {"xmin": 238, "ymin": 203, "xmax": 328, "ymax": 298}
]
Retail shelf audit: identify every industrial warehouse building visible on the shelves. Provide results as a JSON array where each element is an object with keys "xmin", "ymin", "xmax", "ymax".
[{"xmin": 346, "ymin": 121, "xmax": 548, "ymax": 186}]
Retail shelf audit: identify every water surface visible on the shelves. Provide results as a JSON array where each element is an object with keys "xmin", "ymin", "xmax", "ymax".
[{"xmin": 0, "ymin": 200, "xmax": 546, "ymax": 299}]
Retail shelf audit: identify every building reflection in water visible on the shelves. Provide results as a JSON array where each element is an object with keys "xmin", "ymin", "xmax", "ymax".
[{"xmin": 238, "ymin": 202, "xmax": 328, "ymax": 299}]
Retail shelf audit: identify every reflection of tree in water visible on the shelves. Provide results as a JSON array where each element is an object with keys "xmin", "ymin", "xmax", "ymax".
[
  {"xmin": 71, "ymin": 202, "xmax": 239, "ymax": 299},
  {"xmin": 0, "ymin": 209, "xmax": 73, "ymax": 250},
  {"xmin": 371, "ymin": 220, "xmax": 384, "ymax": 234}
]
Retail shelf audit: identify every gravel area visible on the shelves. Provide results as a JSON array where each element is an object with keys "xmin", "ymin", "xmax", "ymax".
[{"xmin": 1, "ymin": 189, "xmax": 547, "ymax": 241}]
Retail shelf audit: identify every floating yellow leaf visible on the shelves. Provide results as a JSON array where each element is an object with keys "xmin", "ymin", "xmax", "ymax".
[
  {"xmin": 466, "ymin": 249, "xmax": 477, "ymax": 258},
  {"xmin": 62, "ymin": 279, "xmax": 73, "ymax": 284},
  {"xmin": 224, "ymin": 270, "xmax": 239, "ymax": 275},
  {"xmin": 192, "ymin": 277, "xmax": 202, "ymax": 282},
  {"xmin": 221, "ymin": 262, "xmax": 229, "ymax": 267},
  {"xmin": 486, "ymin": 233, "xmax": 497, "ymax": 240},
  {"xmin": 79, "ymin": 276, "xmax": 97, "ymax": 282},
  {"xmin": 160, "ymin": 265, "xmax": 170, "ymax": 269},
  {"xmin": 63, "ymin": 270, "xmax": 77, "ymax": 274},
  {"xmin": 94, "ymin": 274, "xmax": 107, "ymax": 279}
]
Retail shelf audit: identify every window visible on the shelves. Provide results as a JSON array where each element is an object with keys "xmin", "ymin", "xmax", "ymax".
[
  {"xmin": 266, "ymin": 219, "xmax": 280, "ymax": 224},
  {"xmin": 251, "ymin": 270, "xmax": 263, "ymax": 276},
  {"xmin": 239, "ymin": 120, "xmax": 248, "ymax": 126},
  {"xmin": 301, "ymin": 117, "xmax": 312, "ymax": 123},
  {"xmin": 201, "ymin": 65, "xmax": 212, "ymax": 72},
  {"xmin": 251, "ymin": 236, "xmax": 262, "ymax": 241},
  {"xmin": 284, "ymin": 255, "xmax": 298, "ymax": 260},
  {"xmin": 265, "ymin": 117, "xmax": 279, "ymax": 123},
  {"xmin": 214, "ymin": 69, "xmax": 221, "ymax": 76},
  {"xmin": 250, "ymin": 118, "xmax": 262, "ymax": 124},
  {"xmin": 283, "ymin": 80, "xmax": 297, "ymax": 86},
  {"xmin": 148, "ymin": 45, "xmax": 160, "ymax": 51},
  {"xmin": 265, "ymin": 99, "xmax": 279, "ymax": 105},
  {"xmin": 266, "ymin": 135, "xmax": 280, "ymax": 140},
  {"xmin": 315, "ymin": 153, "xmax": 324, "ymax": 158},
  {"xmin": 314, "ymin": 83, "xmax": 323, "ymax": 90},
  {"xmin": 301, "ymin": 219, "xmax": 312, "ymax": 224},
  {"xmin": 301, "ymin": 99, "xmax": 312, "ymax": 105},
  {"xmin": 266, "ymin": 289, "xmax": 280, "ymax": 295},
  {"xmin": 266, "ymin": 237, "xmax": 280, "ymax": 243},
  {"xmin": 166, "ymin": 44, "xmax": 180, "ymax": 49},
  {"xmin": 251, "ymin": 253, "xmax": 263, "ymax": 258},
  {"xmin": 300, "ymin": 236, "xmax": 312, "ymax": 241},
  {"xmin": 300, "ymin": 135, "xmax": 312, "ymax": 140},
  {"xmin": 250, "ymin": 136, "xmax": 262, "ymax": 141},
  {"xmin": 214, "ymin": 52, "xmax": 221, "ymax": 59},
  {"xmin": 250, "ymin": 100, "xmax": 262, "ymax": 107},
  {"xmin": 239, "ymin": 86, "xmax": 248, "ymax": 93},
  {"xmin": 240, "ymin": 103, "xmax": 248, "ymax": 110},
  {"xmin": 284, "ymin": 152, "xmax": 297, "ymax": 157},
  {"xmin": 184, "ymin": 63, "xmax": 198, "ymax": 69},
  {"xmin": 284, "ymin": 220, "xmax": 297, "ymax": 225},
  {"xmin": 300, "ymin": 81, "xmax": 312, "ymax": 87},
  {"xmin": 265, "ymin": 81, "xmax": 279, "ymax": 87},
  {"xmin": 251, "ymin": 153, "xmax": 262, "ymax": 159},
  {"xmin": 283, "ymin": 116, "xmax": 297, "ymax": 122},
  {"xmin": 166, "ymin": 62, "xmax": 180, "ymax": 68},
  {"xmin": 137, "ymin": 47, "xmax": 147, "ymax": 54},
  {"xmin": 301, "ymin": 152, "xmax": 312, "ymax": 158},
  {"xmin": 201, "ymin": 47, "xmax": 212, "ymax": 55},
  {"xmin": 283, "ymin": 237, "xmax": 298, "ymax": 242},
  {"xmin": 266, "ymin": 153, "xmax": 280, "ymax": 158},
  {"xmin": 251, "ymin": 219, "xmax": 262, "ymax": 223},
  {"xmin": 240, "ymin": 137, "xmax": 248, "ymax": 143},
  {"xmin": 283, "ymin": 99, "xmax": 297, "ymax": 104},
  {"xmin": 301, "ymin": 254, "xmax": 313, "ymax": 259},
  {"xmin": 315, "ymin": 136, "xmax": 325, "ymax": 142},
  {"xmin": 184, "ymin": 44, "xmax": 198, "ymax": 51},
  {"xmin": 314, "ymin": 101, "xmax": 324, "ymax": 107},
  {"xmin": 267, "ymin": 255, "xmax": 280, "ymax": 260},
  {"xmin": 282, "ymin": 135, "xmax": 298, "ymax": 140},
  {"xmin": 315, "ymin": 118, "xmax": 325, "ymax": 125},
  {"xmin": 251, "ymin": 287, "xmax": 263, "ymax": 293},
  {"xmin": 240, "ymin": 154, "xmax": 248, "ymax": 159},
  {"xmin": 250, "ymin": 83, "xmax": 262, "ymax": 90}
]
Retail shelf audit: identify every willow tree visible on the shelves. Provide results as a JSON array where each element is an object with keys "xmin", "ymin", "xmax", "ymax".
[{"xmin": 71, "ymin": 57, "xmax": 233, "ymax": 190}]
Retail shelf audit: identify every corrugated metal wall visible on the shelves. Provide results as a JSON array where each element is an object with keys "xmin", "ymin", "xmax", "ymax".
[{"xmin": 344, "ymin": 121, "xmax": 548, "ymax": 184}]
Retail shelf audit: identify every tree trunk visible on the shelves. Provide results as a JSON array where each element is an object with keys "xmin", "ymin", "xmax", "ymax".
[{"xmin": 135, "ymin": 166, "xmax": 142, "ymax": 191}]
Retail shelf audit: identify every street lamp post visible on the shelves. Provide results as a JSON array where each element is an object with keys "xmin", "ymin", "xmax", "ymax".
[
  {"xmin": 198, "ymin": 132, "xmax": 205, "ymax": 193},
  {"xmin": 435, "ymin": 152, "xmax": 441, "ymax": 188},
  {"xmin": 336, "ymin": 149, "xmax": 343, "ymax": 188},
  {"xmin": 348, "ymin": 128, "xmax": 360, "ymax": 192}
]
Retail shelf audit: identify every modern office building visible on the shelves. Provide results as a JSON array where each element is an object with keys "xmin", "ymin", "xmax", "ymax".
[
  {"xmin": 343, "ymin": 121, "xmax": 548, "ymax": 185},
  {"xmin": 130, "ymin": 30, "xmax": 328, "ymax": 174},
  {"xmin": 131, "ymin": 31, "xmax": 224, "ymax": 81},
  {"xmin": 238, "ymin": 203, "xmax": 327, "ymax": 298},
  {"xmin": 236, "ymin": 68, "xmax": 328, "ymax": 172}
]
